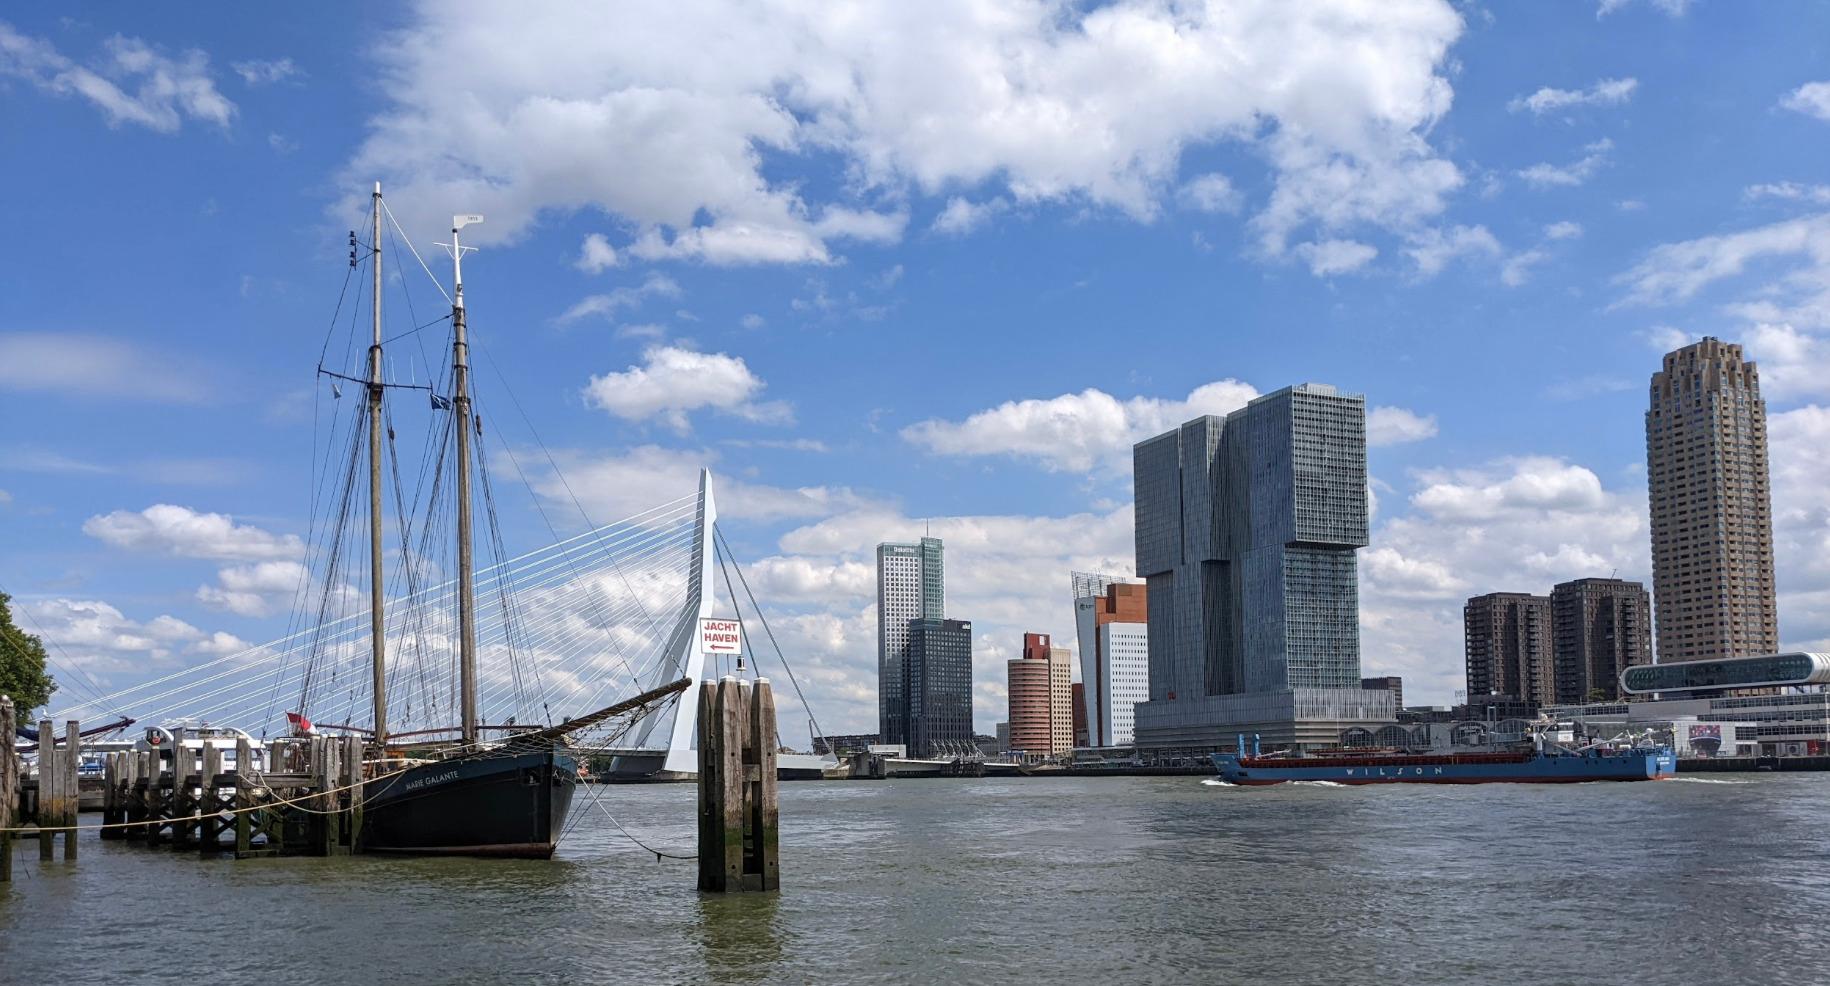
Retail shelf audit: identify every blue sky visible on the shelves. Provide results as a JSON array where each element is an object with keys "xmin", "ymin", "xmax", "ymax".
[{"xmin": 4, "ymin": 1, "xmax": 1830, "ymax": 736}]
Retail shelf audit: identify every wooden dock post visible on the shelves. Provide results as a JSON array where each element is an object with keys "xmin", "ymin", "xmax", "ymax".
[
  {"xmin": 37, "ymin": 718, "xmax": 54, "ymax": 861},
  {"xmin": 1, "ymin": 695, "xmax": 15, "ymax": 884},
  {"xmin": 748, "ymin": 678, "xmax": 780, "ymax": 892},
  {"xmin": 61, "ymin": 721, "xmax": 77, "ymax": 860},
  {"xmin": 696, "ymin": 676, "xmax": 779, "ymax": 893}
]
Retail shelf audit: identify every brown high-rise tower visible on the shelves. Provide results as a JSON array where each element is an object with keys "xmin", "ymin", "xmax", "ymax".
[{"xmin": 1646, "ymin": 338, "xmax": 1779, "ymax": 662}]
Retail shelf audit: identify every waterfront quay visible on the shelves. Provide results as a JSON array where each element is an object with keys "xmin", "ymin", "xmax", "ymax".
[{"xmin": 7, "ymin": 774, "xmax": 1830, "ymax": 985}]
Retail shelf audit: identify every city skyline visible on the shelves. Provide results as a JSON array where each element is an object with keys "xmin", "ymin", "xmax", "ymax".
[{"xmin": 6, "ymin": 5, "xmax": 1830, "ymax": 737}]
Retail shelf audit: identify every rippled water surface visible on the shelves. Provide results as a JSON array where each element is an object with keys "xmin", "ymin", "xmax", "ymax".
[{"xmin": 5, "ymin": 774, "xmax": 1829, "ymax": 984}]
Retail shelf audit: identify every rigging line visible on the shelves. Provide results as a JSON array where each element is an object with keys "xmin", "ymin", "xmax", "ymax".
[
  {"xmin": 382, "ymin": 216, "xmax": 441, "ymax": 400},
  {"xmin": 590, "ymin": 797, "xmax": 695, "ymax": 862},
  {"xmin": 379, "ymin": 198, "xmax": 453, "ymax": 305},
  {"xmin": 715, "ymin": 525, "xmax": 827, "ymax": 752},
  {"xmin": 484, "ymin": 423, "xmax": 648, "ymax": 694},
  {"xmin": 468, "ymin": 328, "xmax": 669, "ymax": 647},
  {"xmin": 380, "ymin": 312, "xmax": 451, "ymax": 348}
]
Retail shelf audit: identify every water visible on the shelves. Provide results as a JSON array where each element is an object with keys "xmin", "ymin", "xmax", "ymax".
[{"xmin": 4, "ymin": 774, "xmax": 1828, "ymax": 985}]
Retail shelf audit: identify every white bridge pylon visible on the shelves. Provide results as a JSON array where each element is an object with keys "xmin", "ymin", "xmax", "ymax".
[{"xmin": 626, "ymin": 467, "xmax": 718, "ymax": 774}]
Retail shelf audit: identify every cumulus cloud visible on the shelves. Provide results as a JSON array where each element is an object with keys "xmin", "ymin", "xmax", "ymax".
[
  {"xmin": 1518, "ymin": 138, "xmax": 1614, "ymax": 188},
  {"xmin": 1780, "ymin": 81, "xmax": 1830, "ymax": 122},
  {"xmin": 931, "ymin": 197, "xmax": 1008, "ymax": 236},
  {"xmin": 230, "ymin": 57, "xmax": 298, "ymax": 86},
  {"xmin": 1596, "ymin": 0, "xmax": 1692, "ymax": 16},
  {"xmin": 1358, "ymin": 456, "xmax": 1648, "ymax": 701},
  {"xmin": 518, "ymin": 445, "xmax": 864, "ymax": 525},
  {"xmin": 83, "ymin": 504, "xmax": 303, "ymax": 561},
  {"xmin": 0, "ymin": 22, "xmax": 235, "ymax": 132},
  {"xmin": 0, "ymin": 332, "xmax": 211, "ymax": 403},
  {"xmin": 17, "ymin": 598, "xmax": 208, "ymax": 679},
  {"xmin": 1544, "ymin": 221, "xmax": 1584, "ymax": 240},
  {"xmin": 902, "ymin": 379, "xmax": 1259, "ymax": 473},
  {"xmin": 581, "ymin": 345, "xmax": 790, "ymax": 432},
  {"xmin": 1178, "ymin": 172, "xmax": 1241, "ymax": 214},
  {"xmin": 195, "ymin": 560, "xmax": 309, "ymax": 617},
  {"xmin": 1508, "ymin": 77, "xmax": 1637, "ymax": 116},
  {"xmin": 557, "ymin": 272, "xmax": 680, "ymax": 323},
  {"xmin": 1613, "ymin": 213, "xmax": 1830, "ymax": 323},
  {"xmin": 1405, "ymin": 224, "xmax": 1500, "ymax": 276},
  {"xmin": 1746, "ymin": 182, "xmax": 1830, "ymax": 205},
  {"xmin": 341, "ymin": 0, "xmax": 1468, "ymax": 269},
  {"xmin": 1366, "ymin": 406, "xmax": 1439, "ymax": 446},
  {"xmin": 574, "ymin": 233, "xmax": 620, "ymax": 273},
  {"xmin": 1500, "ymin": 248, "xmax": 1549, "ymax": 287},
  {"xmin": 1295, "ymin": 239, "xmax": 1378, "ymax": 276}
]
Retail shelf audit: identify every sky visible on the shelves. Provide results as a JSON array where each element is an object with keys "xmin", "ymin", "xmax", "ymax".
[{"xmin": 4, "ymin": 0, "xmax": 1830, "ymax": 739}]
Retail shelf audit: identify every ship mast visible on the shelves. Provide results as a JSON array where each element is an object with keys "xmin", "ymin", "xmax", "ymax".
[
  {"xmin": 450, "ymin": 214, "xmax": 483, "ymax": 746},
  {"xmin": 367, "ymin": 183, "xmax": 389, "ymax": 749}
]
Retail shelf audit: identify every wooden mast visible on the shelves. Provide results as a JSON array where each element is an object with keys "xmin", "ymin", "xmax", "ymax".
[
  {"xmin": 450, "ymin": 214, "xmax": 483, "ymax": 746},
  {"xmin": 367, "ymin": 183, "xmax": 388, "ymax": 749}
]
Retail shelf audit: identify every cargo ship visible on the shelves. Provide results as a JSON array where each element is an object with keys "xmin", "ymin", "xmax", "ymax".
[{"xmin": 1211, "ymin": 733, "xmax": 1676, "ymax": 785}]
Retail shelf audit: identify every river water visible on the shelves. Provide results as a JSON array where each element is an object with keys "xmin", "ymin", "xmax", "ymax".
[{"xmin": 3, "ymin": 774, "xmax": 1826, "ymax": 985}]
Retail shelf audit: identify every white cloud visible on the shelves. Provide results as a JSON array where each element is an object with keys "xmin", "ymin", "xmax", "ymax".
[
  {"xmin": 574, "ymin": 233, "xmax": 620, "ymax": 273},
  {"xmin": 1518, "ymin": 138, "xmax": 1613, "ymax": 188},
  {"xmin": 1639, "ymin": 325, "xmax": 1696, "ymax": 352},
  {"xmin": 740, "ymin": 313, "xmax": 765, "ymax": 330},
  {"xmin": 0, "ymin": 22, "xmax": 234, "ymax": 132},
  {"xmin": 1544, "ymin": 220, "xmax": 1584, "ymax": 240},
  {"xmin": 1614, "ymin": 212, "xmax": 1830, "ymax": 307},
  {"xmin": 1366, "ymin": 406, "xmax": 1438, "ymax": 446},
  {"xmin": 581, "ymin": 345, "xmax": 790, "ymax": 432},
  {"xmin": 17, "ymin": 598, "xmax": 203, "ymax": 679},
  {"xmin": 1405, "ymin": 224, "xmax": 1500, "ymax": 276},
  {"xmin": 1508, "ymin": 77, "xmax": 1637, "ymax": 116},
  {"xmin": 0, "ymin": 332, "xmax": 210, "ymax": 403},
  {"xmin": 1596, "ymin": 0, "xmax": 1693, "ymax": 16},
  {"xmin": 1178, "ymin": 172, "xmax": 1241, "ymax": 214},
  {"xmin": 518, "ymin": 445, "xmax": 867, "ymax": 525},
  {"xmin": 556, "ymin": 272, "xmax": 681, "ymax": 323},
  {"xmin": 83, "ymin": 504, "xmax": 303, "ymax": 562},
  {"xmin": 230, "ymin": 57, "xmax": 298, "ymax": 86},
  {"xmin": 931, "ymin": 197, "xmax": 1008, "ymax": 236},
  {"xmin": 1295, "ymin": 239, "xmax": 1378, "ymax": 276},
  {"xmin": 1780, "ymin": 81, "xmax": 1830, "ymax": 122},
  {"xmin": 0, "ymin": 489, "xmax": 10, "ymax": 506},
  {"xmin": 1500, "ymin": 248, "xmax": 1549, "ymax": 287},
  {"xmin": 341, "ymin": 1, "xmax": 1467, "ymax": 267},
  {"xmin": 195, "ymin": 560, "xmax": 309, "ymax": 617},
  {"xmin": 1746, "ymin": 182, "xmax": 1830, "ymax": 205},
  {"xmin": 1359, "ymin": 456, "xmax": 1648, "ymax": 702},
  {"xmin": 902, "ymin": 379, "xmax": 1259, "ymax": 473}
]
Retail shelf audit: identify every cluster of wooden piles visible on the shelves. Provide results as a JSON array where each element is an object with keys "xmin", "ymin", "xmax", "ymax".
[
  {"xmin": 3, "ymin": 693, "xmax": 375, "ymax": 885},
  {"xmin": 97, "ymin": 733, "xmax": 367, "ymax": 858},
  {"xmin": 696, "ymin": 676, "xmax": 780, "ymax": 893}
]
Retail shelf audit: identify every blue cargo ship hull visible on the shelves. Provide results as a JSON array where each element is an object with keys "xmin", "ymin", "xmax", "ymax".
[{"xmin": 1212, "ymin": 748, "xmax": 1676, "ymax": 785}]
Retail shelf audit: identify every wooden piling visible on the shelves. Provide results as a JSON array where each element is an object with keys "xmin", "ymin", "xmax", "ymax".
[
  {"xmin": 748, "ymin": 679, "xmax": 780, "ymax": 892},
  {"xmin": 696, "ymin": 676, "xmax": 779, "ymax": 893},
  {"xmin": 61, "ymin": 721, "xmax": 77, "ymax": 860},
  {"xmin": 37, "ymin": 718, "xmax": 54, "ymax": 861},
  {"xmin": 1, "ymin": 695, "xmax": 15, "ymax": 884}
]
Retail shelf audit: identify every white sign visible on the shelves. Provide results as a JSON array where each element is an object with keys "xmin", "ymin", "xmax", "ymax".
[{"xmin": 700, "ymin": 618, "xmax": 743, "ymax": 655}]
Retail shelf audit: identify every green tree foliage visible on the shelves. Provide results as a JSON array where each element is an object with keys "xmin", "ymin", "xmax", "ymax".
[{"xmin": 0, "ymin": 591, "xmax": 56, "ymax": 713}]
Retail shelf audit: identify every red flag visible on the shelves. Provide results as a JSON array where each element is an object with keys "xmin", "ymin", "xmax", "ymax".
[{"xmin": 286, "ymin": 711, "xmax": 314, "ymax": 734}]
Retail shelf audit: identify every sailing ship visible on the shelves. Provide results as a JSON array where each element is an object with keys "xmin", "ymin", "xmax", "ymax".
[{"xmin": 303, "ymin": 185, "xmax": 685, "ymax": 858}]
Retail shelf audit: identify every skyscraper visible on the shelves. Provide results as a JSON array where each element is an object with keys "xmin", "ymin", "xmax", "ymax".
[
  {"xmin": 1072, "ymin": 574, "xmax": 1149, "ymax": 747},
  {"xmin": 907, "ymin": 617, "xmax": 972, "ymax": 757},
  {"xmin": 1464, "ymin": 592, "xmax": 1554, "ymax": 706},
  {"xmin": 1132, "ymin": 384, "xmax": 1392, "ymax": 748},
  {"xmin": 1007, "ymin": 632, "xmax": 1072, "ymax": 755},
  {"xmin": 1646, "ymin": 338, "xmax": 1779, "ymax": 662},
  {"xmin": 878, "ymin": 536, "xmax": 945, "ymax": 746},
  {"xmin": 1551, "ymin": 578, "xmax": 1651, "ymax": 703}
]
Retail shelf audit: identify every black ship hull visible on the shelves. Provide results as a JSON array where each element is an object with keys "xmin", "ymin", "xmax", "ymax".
[{"xmin": 363, "ymin": 742, "xmax": 578, "ymax": 858}]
